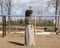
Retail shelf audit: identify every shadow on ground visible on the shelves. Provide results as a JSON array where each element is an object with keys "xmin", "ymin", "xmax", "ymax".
[{"xmin": 7, "ymin": 41, "xmax": 24, "ymax": 46}]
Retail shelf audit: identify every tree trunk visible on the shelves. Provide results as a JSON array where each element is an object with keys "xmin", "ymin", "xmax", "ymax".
[
  {"xmin": 1, "ymin": 0, "xmax": 6, "ymax": 37},
  {"xmin": 55, "ymin": 0, "xmax": 59, "ymax": 34},
  {"xmin": 8, "ymin": 0, "xmax": 11, "ymax": 33},
  {"xmin": 25, "ymin": 25, "xmax": 35, "ymax": 46},
  {"xmin": 2, "ymin": 15, "xmax": 6, "ymax": 37},
  {"xmin": 8, "ymin": 16, "xmax": 11, "ymax": 33}
]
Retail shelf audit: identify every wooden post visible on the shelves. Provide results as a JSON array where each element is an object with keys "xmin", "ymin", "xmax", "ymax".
[{"xmin": 2, "ymin": 15, "xmax": 6, "ymax": 37}]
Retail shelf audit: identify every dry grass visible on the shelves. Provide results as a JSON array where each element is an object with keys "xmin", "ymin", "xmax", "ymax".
[{"xmin": 0, "ymin": 33, "xmax": 60, "ymax": 48}]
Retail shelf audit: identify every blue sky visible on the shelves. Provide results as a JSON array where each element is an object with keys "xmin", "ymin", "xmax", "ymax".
[
  {"xmin": 11, "ymin": 0, "xmax": 55, "ymax": 16},
  {"xmin": 0, "ymin": 0, "xmax": 55, "ymax": 16},
  {"xmin": 0, "ymin": 0, "xmax": 56, "ymax": 22}
]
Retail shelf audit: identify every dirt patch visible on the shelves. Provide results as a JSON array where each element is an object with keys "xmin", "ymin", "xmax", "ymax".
[{"xmin": 0, "ymin": 34, "xmax": 60, "ymax": 48}]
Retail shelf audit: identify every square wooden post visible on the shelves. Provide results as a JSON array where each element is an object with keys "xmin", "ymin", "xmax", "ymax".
[{"xmin": 2, "ymin": 15, "xmax": 6, "ymax": 37}]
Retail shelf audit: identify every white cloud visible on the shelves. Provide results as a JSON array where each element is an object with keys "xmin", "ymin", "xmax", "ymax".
[
  {"xmin": 16, "ymin": 10, "xmax": 22, "ymax": 14},
  {"xmin": 11, "ymin": 0, "xmax": 54, "ymax": 16},
  {"xmin": 13, "ymin": 0, "xmax": 18, "ymax": 3},
  {"xmin": 11, "ymin": 8, "xmax": 22, "ymax": 15},
  {"xmin": 43, "ymin": 0, "xmax": 50, "ymax": 2},
  {"xmin": 49, "ymin": 7, "xmax": 55, "ymax": 12},
  {"xmin": 13, "ymin": 0, "xmax": 33, "ymax": 3},
  {"xmin": 13, "ymin": 0, "xmax": 19, "ymax": 3},
  {"xmin": 20, "ymin": 0, "xmax": 32, "ymax": 3}
]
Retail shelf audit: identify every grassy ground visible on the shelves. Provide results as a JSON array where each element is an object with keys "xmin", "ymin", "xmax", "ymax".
[{"xmin": 0, "ymin": 33, "xmax": 60, "ymax": 48}]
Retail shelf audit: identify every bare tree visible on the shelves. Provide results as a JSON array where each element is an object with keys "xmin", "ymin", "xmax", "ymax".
[
  {"xmin": 0, "ymin": 0, "xmax": 12, "ymax": 33},
  {"xmin": 46, "ymin": 0, "xmax": 60, "ymax": 34},
  {"xmin": 0, "ymin": 0, "xmax": 3, "ymax": 15},
  {"xmin": 0, "ymin": 0, "xmax": 6, "ymax": 37},
  {"xmin": 3, "ymin": 0, "xmax": 11, "ymax": 33},
  {"xmin": 7, "ymin": 0, "xmax": 11, "ymax": 33}
]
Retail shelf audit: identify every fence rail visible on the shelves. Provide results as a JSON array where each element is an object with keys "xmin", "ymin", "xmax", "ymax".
[{"xmin": 0, "ymin": 15, "xmax": 60, "ymax": 33}]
